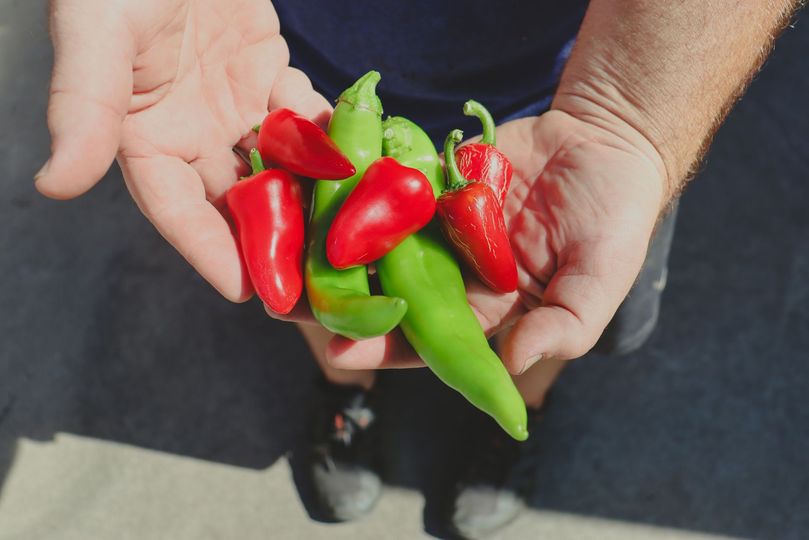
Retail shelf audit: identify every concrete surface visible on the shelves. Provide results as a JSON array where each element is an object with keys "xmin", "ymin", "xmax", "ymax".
[{"xmin": 1, "ymin": 1, "xmax": 808, "ymax": 539}]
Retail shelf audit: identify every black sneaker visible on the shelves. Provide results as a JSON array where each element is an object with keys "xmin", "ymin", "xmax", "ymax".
[
  {"xmin": 306, "ymin": 378, "xmax": 382, "ymax": 522},
  {"xmin": 449, "ymin": 406, "xmax": 545, "ymax": 539}
]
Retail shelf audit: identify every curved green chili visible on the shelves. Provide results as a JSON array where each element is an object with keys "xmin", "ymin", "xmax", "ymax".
[
  {"xmin": 304, "ymin": 72, "xmax": 407, "ymax": 339},
  {"xmin": 377, "ymin": 116, "xmax": 528, "ymax": 441}
]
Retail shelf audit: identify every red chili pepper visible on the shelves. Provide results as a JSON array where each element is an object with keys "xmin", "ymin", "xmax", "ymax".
[
  {"xmin": 226, "ymin": 149, "xmax": 305, "ymax": 314},
  {"xmin": 437, "ymin": 130, "xmax": 518, "ymax": 293},
  {"xmin": 256, "ymin": 108, "xmax": 356, "ymax": 180},
  {"xmin": 455, "ymin": 100, "xmax": 513, "ymax": 207},
  {"xmin": 327, "ymin": 156, "xmax": 436, "ymax": 269}
]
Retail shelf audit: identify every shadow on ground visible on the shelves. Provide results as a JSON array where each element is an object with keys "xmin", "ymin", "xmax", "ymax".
[{"xmin": 1, "ymin": 2, "xmax": 808, "ymax": 539}]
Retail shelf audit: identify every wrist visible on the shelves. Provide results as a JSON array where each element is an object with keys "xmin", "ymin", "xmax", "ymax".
[
  {"xmin": 551, "ymin": 86, "xmax": 675, "ymax": 209},
  {"xmin": 551, "ymin": 0, "xmax": 800, "ymax": 208}
]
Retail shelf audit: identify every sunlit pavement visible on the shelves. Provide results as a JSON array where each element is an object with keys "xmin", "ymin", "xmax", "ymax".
[{"xmin": 2, "ymin": 2, "xmax": 808, "ymax": 539}]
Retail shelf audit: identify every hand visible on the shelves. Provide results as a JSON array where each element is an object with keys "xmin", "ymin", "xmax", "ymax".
[
  {"xmin": 36, "ymin": 0, "xmax": 330, "ymax": 301},
  {"xmin": 326, "ymin": 109, "xmax": 669, "ymax": 372}
]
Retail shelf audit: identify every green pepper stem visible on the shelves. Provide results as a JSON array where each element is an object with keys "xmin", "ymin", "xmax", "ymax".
[
  {"xmin": 249, "ymin": 148, "xmax": 265, "ymax": 175},
  {"xmin": 444, "ymin": 129, "xmax": 468, "ymax": 191},
  {"xmin": 338, "ymin": 70, "xmax": 383, "ymax": 115},
  {"xmin": 463, "ymin": 100, "xmax": 496, "ymax": 146},
  {"xmin": 382, "ymin": 116, "xmax": 413, "ymax": 159}
]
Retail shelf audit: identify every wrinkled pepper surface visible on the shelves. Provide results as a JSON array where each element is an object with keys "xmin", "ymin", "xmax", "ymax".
[
  {"xmin": 455, "ymin": 100, "xmax": 513, "ymax": 206},
  {"xmin": 437, "ymin": 129, "xmax": 519, "ymax": 294}
]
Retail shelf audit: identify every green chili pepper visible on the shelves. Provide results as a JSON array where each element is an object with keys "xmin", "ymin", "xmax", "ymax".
[
  {"xmin": 377, "ymin": 116, "xmax": 528, "ymax": 441},
  {"xmin": 304, "ymin": 71, "xmax": 407, "ymax": 339}
]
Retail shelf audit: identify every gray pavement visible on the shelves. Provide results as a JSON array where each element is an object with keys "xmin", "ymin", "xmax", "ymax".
[{"xmin": 1, "ymin": 1, "xmax": 808, "ymax": 539}]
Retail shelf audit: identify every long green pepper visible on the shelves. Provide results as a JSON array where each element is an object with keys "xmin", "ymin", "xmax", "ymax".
[
  {"xmin": 377, "ymin": 117, "xmax": 528, "ymax": 441},
  {"xmin": 305, "ymin": 72, "xmax": 407, "ymax": 339}
]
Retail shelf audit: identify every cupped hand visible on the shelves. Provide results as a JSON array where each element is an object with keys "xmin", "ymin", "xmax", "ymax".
[
  {"xmin": 327, "ymin": 109, "xmax": 670, "ymax": 373},
  {"xmin": 36, "ymin": 0, "xmax": 330, "ymax": 301}
]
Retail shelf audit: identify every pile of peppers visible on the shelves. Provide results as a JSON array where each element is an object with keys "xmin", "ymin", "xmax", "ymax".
[{"xmin": 227, "ymin": 71, "xmax": 527, "ymax": 440}]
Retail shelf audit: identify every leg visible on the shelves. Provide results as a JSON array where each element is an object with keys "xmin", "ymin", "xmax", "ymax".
[
  {"xmin": 512, "ymin": 353, "xmax": 567, "ymax": 409},
  {"xmin": 450, "ymin": 202, "xmax": 680, "ymax": 539},
  {"xmin": 297, "ymin": 323, "xmax": 382, "ymax": 521},
  {"xmin": 511, "ymin": 201, "xmax": 680, "ymax": 410}
]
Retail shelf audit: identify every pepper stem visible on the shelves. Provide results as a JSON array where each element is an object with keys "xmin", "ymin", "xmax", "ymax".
[
  {"xmin": 444, "ymin": 129, "xmax": 468, "ymax": 191},
  {"xmin": 382, "ymin": 116, "xmax": 413, "ymax": 159},
  {"xmin": 463, "ymin": 100, "xmax": 496, "ymax": 146},
  {"xmin": 252, "ymin": 124, "xmax": 261, "ymax": 134},
  {"xmin": 338, "ymin": 70, "xmax": 383, "ymax": 116},
  {"xmin": 249, "ymin": 148, "xmax": 265, "ymax": 175}
]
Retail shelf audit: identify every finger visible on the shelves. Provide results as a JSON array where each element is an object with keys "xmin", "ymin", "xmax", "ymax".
[
  {"xmin": 327, "ymin": 331, "xmax": 426, "ymax": 370},
  {"xmin": 36, "ymin": 2, "xmax": 135, "ymax": 199},
  {"xmin": 120, "ymin": 154, "xmax": 253, "ymax": 302},
  {"xmin": 264, "ymin": 298, "xmax": 316, "ymax": 324},
  {"xmin": 225, "ymin": 23, "xmax": 288, "ymax": 130},
  {"xmin": 464, "ymin": 278, "xmax": 525, "ymax": 336},
  {"xmin": 268, "ymin": 67, "xmax": 332, "ymax": 128},
  {"xmin": 190, "ymin": 149, "xmax": 251, "ymax": 208},
  {"xmin": 234, "ymin": 65, "xmax": 332, "ymax": 156},
  {"xmin": 501, "ymin": 240, "xmax": 647, "ymax": 374},
  {"xmin": 326, "ymin": 280, "xmax": 523, "ymax": 370}
]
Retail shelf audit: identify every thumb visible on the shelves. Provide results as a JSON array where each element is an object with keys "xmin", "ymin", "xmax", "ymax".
[
  {"xmin": 35, "ymin": 1, "xmax": 134, "ymax": 199},
  {"xmin": 502, "ymin": 241, "xmax": 647, "ymax": 374}
]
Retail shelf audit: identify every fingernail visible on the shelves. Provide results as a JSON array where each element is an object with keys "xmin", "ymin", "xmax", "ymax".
[
  {"xmin": 519, "ymin": 354, "xmax": 543, "ymax": 375},
  {"xmin": 34, "ymin": 159, "xmax": 51, "ymax": 182}
]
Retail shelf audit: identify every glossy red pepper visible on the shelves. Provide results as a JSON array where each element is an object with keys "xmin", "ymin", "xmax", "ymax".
[
  {"xmin": 256, "ymin": 108, "xmax": 356, "ymax": 180},
  {"xmin": 226, "ymin": 149, "xmax": 305, "ymax": 314},
  {"xmin": 455, "ymin": 100, "xmax": 513, "ymax": 207},
  {"xmin": 437, "ymin": 130, "xmax": 518, "ymax": 293},
  {"xmin": 327, "ymin": 156, "xmax": 436, "ymax": 269}
]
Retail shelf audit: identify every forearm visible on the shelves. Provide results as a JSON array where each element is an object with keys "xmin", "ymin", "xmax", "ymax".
[{"xmin": 553, "ymin": 0, "xmax": 802, "ymax": 200}]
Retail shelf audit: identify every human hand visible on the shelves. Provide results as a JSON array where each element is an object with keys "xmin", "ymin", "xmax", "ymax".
[
  {"xmin": 326, "ymin": 109, "xmax": 670, "ymax": 372},
  {"xmin": 36, "ymin": 0, "xmax": 330, "ymax": 302}
]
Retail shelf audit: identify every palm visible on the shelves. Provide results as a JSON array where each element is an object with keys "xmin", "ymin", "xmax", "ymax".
[
  {"xmin": 325, "ymin": 110, "xmax": 668, "ymax": 371},
  {"xmin": 102, "ymin": 0, "xmax": 329, "ymax": 300},
  {"xmin": 466, "ymin": 111, "xmax": 666, "ymax": 363},
  {"xmin": 41, "ymin": 0, "xmax": 328, "ymax": 301},
  {"xmin": 121, "ymin": 0, "xmax": 287, "ymax": 184}
]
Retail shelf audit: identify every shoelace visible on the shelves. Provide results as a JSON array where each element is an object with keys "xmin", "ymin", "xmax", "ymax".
[
  {"xmin": 331, "ymin": 403, "xmax": 375, "ymax": 446},
  {"xmin": 315, "ymin": 392, "xmax": 377, "ymax": 472}
]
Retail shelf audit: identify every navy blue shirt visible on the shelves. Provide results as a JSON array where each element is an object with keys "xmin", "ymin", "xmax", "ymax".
[{"xmin": 273, "ymin": 1, "xmax": 587, "ymax": 142}]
